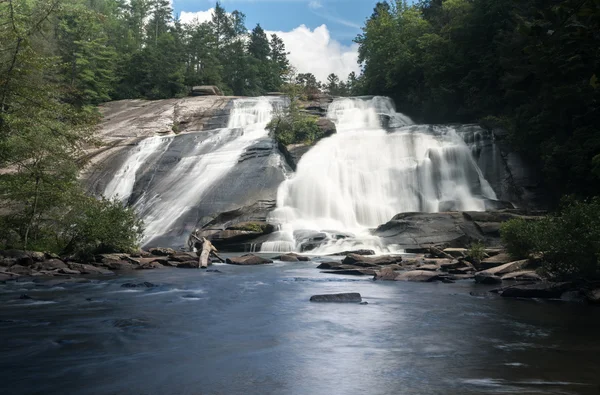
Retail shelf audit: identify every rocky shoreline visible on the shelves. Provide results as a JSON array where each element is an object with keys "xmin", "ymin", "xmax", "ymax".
[{"xmin": 2, "ymin": 245, "xmax": 599, "ymax": 306}]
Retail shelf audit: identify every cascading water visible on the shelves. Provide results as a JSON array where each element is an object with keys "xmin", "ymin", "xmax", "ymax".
[
  {"xmin": 104, "ymin": 97, "xmax": 281, "ymax": 245},
  {"xmin": 104, "ymin": 136, "xmax": 174, "ymax": 203},
  {"xmin": 261, "ymin": 96, "xmax": 498, "ymax": 254}
]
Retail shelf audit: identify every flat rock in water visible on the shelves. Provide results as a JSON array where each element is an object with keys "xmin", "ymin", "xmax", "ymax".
[
  {"xmin": 585, "ymin": 289, "xmax": 600, "ymax": 304},
  {"xmin": 417, "ymin": 264, "xmax": 440, "ymax": 271},
  {"xmin": 478, "ymin": 259, "xmax": 530, "ymax": 276},
  {"xmin": 136, "ymin": 261, "xmax": 165, "ymax": 270},
  {"xmin": 100, "ymin": 260, "xmax": 134, "ymax": 271},
  {"xmin": 310, "ymin": 293, "xmax": 362, "ymax": 303},
  {"xmin": 226, "ymin": 254, "xmax": 273, "ymax": 265},
  {"xmin": 500, "ymin": 282, "xmax": 573, "ymax": 299},
  {"xmin": 169, "ymin": 253, "xmax": 198, "ymax": 262},
  {"xmin": 322, "ymin": 269, "xmax": 376, "ymax": 276},
  {"xmin": 443, "ymin": 248, "xmax": 467, "ymax": 258},
  {"xmin": 316, "ymin": 261, "xmax": 341, "ymax": 269},
  {"xmin": 474, "ymin": 273, "xmax": 503, "ymax": 285},
  {"xmin": 67, "ymin": 263, "xmax": 112, "ymax": 275},
  {"xmin": 374, "ymin": 267, "xmax": 400, "ymax": 281},
  {"xmin": 177, "ymin": 261, "xmax": 199, "ymax": 269},
  {"xmin": 480, "ymin": 253, "xmax": 512, "ymax": 268},
  {"xmin": 277, "ymin": 254, "xmax": 299, "ymax": 262},
  {"xmin": 501, "ymin": 270, "xmax": 542, "ymax": 282},
  {"xmin": 395, "ymin": 270, "xmax": 443, "ymax": 282},
  {"xmin": 277, "ymin": 253, "xmax": 311, "ymax": 262},
  {"xmin": 35, "ymin": 259, "xmax": 68, "ymax": 271},
  {"xmin": 121, "ymin": 282, "xmax": 158, "ymax": 288},
  {"xmin": 342, "ymin": 254, "xmax": 402, "ymax": 266}
]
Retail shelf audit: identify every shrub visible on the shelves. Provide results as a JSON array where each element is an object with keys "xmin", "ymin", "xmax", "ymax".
[
  {"xmin": 60, "ymin": 196, "xmax": 144, "ymax": 261},
  {"xmin": 500, "ymin": 198, "xmax": 600, "ymax": 281},
  {"xmin": 467, "ymin": 241, "xmax": 486, "ymax": 262},
  {"xmin": 267, "ymin": 114, "xmax": 323, "ymax": 145}
]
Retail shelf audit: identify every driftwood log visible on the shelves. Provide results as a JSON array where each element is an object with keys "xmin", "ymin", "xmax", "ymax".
[{"xmin": 191, "ymin": 235, "xmax": 224, "ymax": 268}]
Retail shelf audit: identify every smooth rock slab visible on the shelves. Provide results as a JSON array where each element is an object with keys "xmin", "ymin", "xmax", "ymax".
[
  {"xmin": 309, "ymin": 293, "xmax": 362, "ymax": 303},
  {"xmin": 342, "ymin": 254, "xmax": 402, "ymax": 266},
  {"xmin": 226, "ymin": 254, "xmax": 273, "ymax": 265},
  {"xmin": 395, "ymin": 270, "xmax": 443, "ymax": 282}
]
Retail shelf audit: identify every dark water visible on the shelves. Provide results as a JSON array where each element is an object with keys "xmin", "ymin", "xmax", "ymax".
[{"xmin": 1, "ymin": 260, "xmax": 599, "ymax": 395}]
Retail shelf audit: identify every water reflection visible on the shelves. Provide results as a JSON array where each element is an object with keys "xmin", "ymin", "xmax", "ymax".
[{"xmin": 0, "ymin": 263, "xmax": 599, "ymax": 395}]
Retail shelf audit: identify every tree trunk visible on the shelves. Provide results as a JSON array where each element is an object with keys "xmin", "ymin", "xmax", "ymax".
[{"xmin": 197, "ymin": 237, "xmax": 219, "ymax": 268}]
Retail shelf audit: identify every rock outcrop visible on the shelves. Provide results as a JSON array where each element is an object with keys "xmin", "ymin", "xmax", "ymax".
[
  {"xmin": 225, "ymin": 254, "xmax": 273, "ymax": 265},
  {"xmin": 372, "ymin": 210, "xmax": 545, "ymax": 251}
]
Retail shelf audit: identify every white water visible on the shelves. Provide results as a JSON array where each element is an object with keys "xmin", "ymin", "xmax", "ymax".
[
  {"xmin": 104, "ymin": 136, "xmax": 173, "ymax": 202},
  {"xmin": 104, "ymin": 97, "xmax": 280, "ymax": 245},
  {"xmin": 262, "ymin": 96, "xmax": 497, "ymax": 254}
]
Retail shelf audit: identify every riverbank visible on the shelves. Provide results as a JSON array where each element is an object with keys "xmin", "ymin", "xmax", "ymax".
[
  {"xmin": 1, "ymin": 263, "xmax": 599, "ymax": 395},
  {"xmin": 2, "ymin": 246, "xmax": 599, "ymax": 305}
]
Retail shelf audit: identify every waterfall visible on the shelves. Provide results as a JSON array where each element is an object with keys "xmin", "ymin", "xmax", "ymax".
[
  {"xmin": 103, "ymin": 97, "xmax": 280, "ymax": 245},
  {"xmin": 103, "ymin": 136, "xmax": 173, "ymax": 203},
  {"xmin": 261, "ymin": 96, "xmax": 497, "ymax": 254}
]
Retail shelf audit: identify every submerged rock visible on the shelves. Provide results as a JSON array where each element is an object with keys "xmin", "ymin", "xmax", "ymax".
[
  {"xmin": 309, "ymin": 293, "xmax": 362, "ymax": 303},
  {"xmin": 226, "ymin": 254, "xmax": 273, "ymax": 265},
  {"xmin": 322, "ymin": 269, "xmax": 376, "ymax": 276},
  {"xmin": 121, "ymin": 282, "xmax": 158, "ymax": 288},
  {"xmin": 500, "ymin": 282, "xmax": 573, "ymax": 299},
  {"xmin": 474, "ymin": 273, "xmax": 503, "ymax": 285},
  {"xmin": 316, "ymin": 261, "xmax": 342, "ymax": 270}
]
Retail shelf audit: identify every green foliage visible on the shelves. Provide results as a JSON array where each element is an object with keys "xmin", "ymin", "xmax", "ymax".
[
  {"xmin": 467, "ymin": 241, "xmax": 486, "ymax": 263},
  {"xmin": 501, "ymin": 199, "xmax": 600, "ymax": 281},
  {"xmin": 229, "ymin": 222, "xmax": 265, "ymax": 233},
  {"xmin": 61, "ymin": 196, "xmax": 144, "ymax": 261},
  {"xmin": 356, "ymin": 0, "xmax": 600, "ymax": 201},
  {"xmin": 0, "ymin": 0, "xmax": 144, "ymax": 259},
  {"xmin": 267, "ymin": 114, "xmax": 322, "ymax": 146}
]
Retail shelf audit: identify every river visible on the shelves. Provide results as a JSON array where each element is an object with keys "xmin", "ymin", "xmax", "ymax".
[{"xmin": 1, "ymin": 258, "xmax": 599, "ymax": 395}]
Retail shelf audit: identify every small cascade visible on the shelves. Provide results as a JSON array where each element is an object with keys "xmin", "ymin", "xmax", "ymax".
[
  {"xmin": 103, "ymin": 136, "xmax": 173, "ymax": 202},
  {"xmin": 103, "ymin": 97, "xmax": 281, "ymax": 245},
  {"xmin": 262, "ymin": 96, "xmax": 498, "ymax": 254}
]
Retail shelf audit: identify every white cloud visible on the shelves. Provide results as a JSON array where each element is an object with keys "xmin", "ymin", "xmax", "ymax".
[
  {"xmin": 267, "ymin": 24, "xmax": 360, "ymax": 82},
  {"xmin": 308, "ymin": 1, "xmax": 323, "ymax": 9},
  {"xmin": 179, "ymin": 8, "xmax": 214, "ymax": 25}
]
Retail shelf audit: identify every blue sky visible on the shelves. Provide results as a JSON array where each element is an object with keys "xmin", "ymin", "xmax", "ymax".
[
  {"xmin": 173, "ymin": 0, "xmax": 379, "ymax": 45},
  {"xmin": 172, "ymin": 0, "xmax": 384, "ymax": 81}
]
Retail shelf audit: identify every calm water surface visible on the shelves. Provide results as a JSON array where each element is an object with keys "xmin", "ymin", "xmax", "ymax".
[{"xmin": 1, "ymin": 259, "xmax": 599, "ymax": 395}]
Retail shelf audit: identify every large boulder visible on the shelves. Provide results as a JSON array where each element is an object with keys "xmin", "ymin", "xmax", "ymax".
[
  {"xmin": 67, "ymin": 263, "xmax": 112, "ymax": 275},
  {"xmin": 585, "ymin": 289, "xmax": 600, "ymax": 304},
  {"xmin": 395, "ymin": 270, "xmax": 444, "ymax": 282},
  {"xmin": 342, "ymin": 254, "xmax": 402, "ymax": 267},
  {"xmin": 374, "ymin": 267, "xmax": 400, "ymax": 281},
  {"xmin": 190, "ymin": 85, "xmax": 223, "ymax": 96},
  {"xmin": 316, "ymin": 261, "xmax": 342, "ymax": 270},
  {"xmin": 322, "ymin": 268, "xmax": 376, "ymax": 276},
  {"xmin": 476, "ymin": 259, "xmax": 530, "ymax": 278},
  {"xmin": 500, "ymin": 282, "xmax": 573, "ymax": 299},
  {"xmin": 277, "ymin": 253, "xmax": 311, "ymax": 262},
  {"xmin": 0, "ymin": 250, "xmax": 45, "ymax": 267},
  {"xmin": 226, "ymin": 254, "xmax": 273, "ymax": 265},
  {"xmin": 149, "ymin": 247, "xmax": 176, "ymax": 257},
  {"xmin": 310, "ymin": 293, "xmax": 362, "ymax": 303},
  {"xmin": 35, "ymin": 259, "xmax": 68, "ymax": 271},
  {"xmin": 474, "ymin": 273, "xmax": 503, "ymax": 285}
]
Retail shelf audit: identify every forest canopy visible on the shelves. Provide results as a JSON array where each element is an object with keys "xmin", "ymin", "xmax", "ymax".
[{"xmin": 354, "ymin": 0, "xmax": 600, "ymax": 202}]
